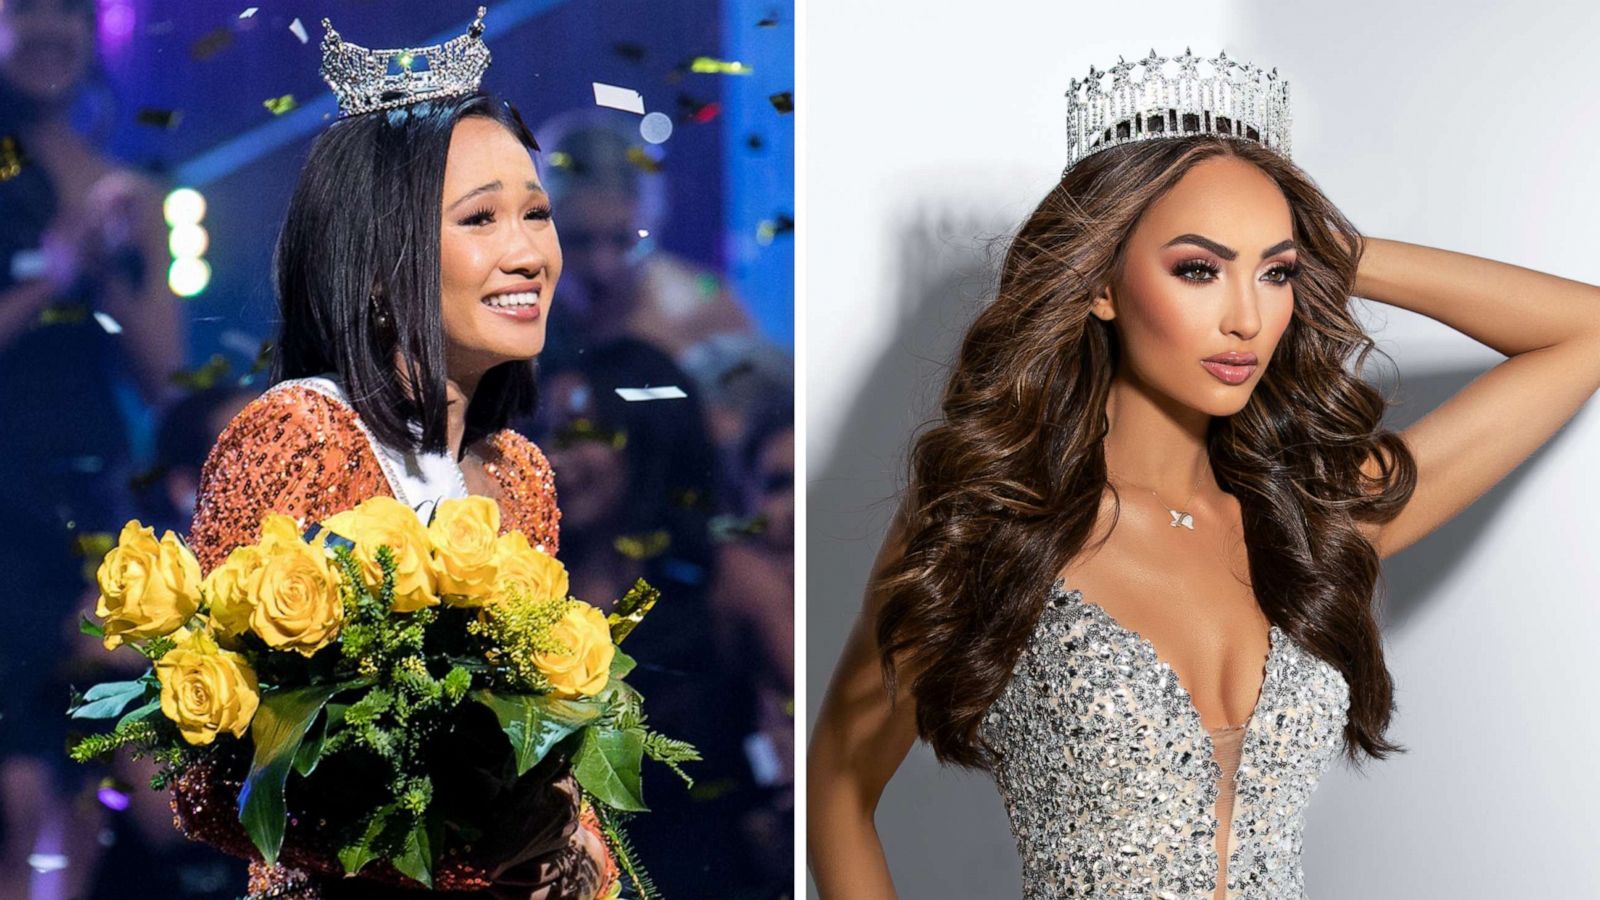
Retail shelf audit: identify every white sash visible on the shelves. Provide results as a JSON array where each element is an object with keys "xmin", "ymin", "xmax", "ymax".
[{"xmin": 266, "ymin": 373, "xmax": 468, "ymax": 525}]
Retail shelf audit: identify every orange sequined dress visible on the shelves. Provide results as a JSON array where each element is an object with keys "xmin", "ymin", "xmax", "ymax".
[{"xmin": 175, "ymin": 376, "xmax": 619, "ymax": 900}]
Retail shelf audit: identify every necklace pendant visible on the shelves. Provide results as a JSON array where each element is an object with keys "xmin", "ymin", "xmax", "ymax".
[{"xmin": 1169, "ymin": 509, "xmax": 1195, "ymax": 529}]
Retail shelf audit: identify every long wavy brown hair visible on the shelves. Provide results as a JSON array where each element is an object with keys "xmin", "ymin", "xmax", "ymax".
[{"xmin": 874, "ymin": 133, "xmax": 1418, "ymax": 772}]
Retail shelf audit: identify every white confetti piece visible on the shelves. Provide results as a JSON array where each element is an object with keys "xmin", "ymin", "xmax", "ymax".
[
  {"xmin": 288, "ymin": 17, "xmax": 308, "ymax": 44},
  {"xmin": 240, "ymin": 7, "xmax": 258, "ymax": 17},
  {"xmin": 614, "ymin": 385, "xmax": 687, "ymax": 402},
  {"xmin": 592, "ymin": 82, "xmax": 645, "ymax": 115},
  {"xmin": 92, "ymin": 311, "xmax": 122, "ymax": 334}
]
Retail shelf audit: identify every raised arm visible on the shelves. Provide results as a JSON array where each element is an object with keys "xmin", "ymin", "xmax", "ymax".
[
  {"xmin": 1353, "ymin": 237, "xmax": 1600, "ymax": 559},
  {"xmin": 807, "ymin": 502, "xmax": 921, "ymax": 899}
]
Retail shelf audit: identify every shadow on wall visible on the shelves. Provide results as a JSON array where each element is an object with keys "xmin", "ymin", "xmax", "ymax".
[
  {"xmin": 1369, "ymin": 365, "xmax": 1568, "ymax": 631},
  {"xmin": 804, "ymin": 204, "xmax": 1561, "ymax": 897},
  {"xmin": 806, "ymin": 204, "xmax": 1025, "ymax": 898}
]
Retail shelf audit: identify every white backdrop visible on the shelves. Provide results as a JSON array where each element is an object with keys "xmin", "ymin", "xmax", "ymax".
[{"xmin": 804, "ymin": 0, "xmax": 1600, "ymax": 896}]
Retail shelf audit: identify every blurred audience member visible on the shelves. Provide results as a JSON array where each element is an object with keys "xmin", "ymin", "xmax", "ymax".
[
  {"xmin": 680, "ymin": 332, "xmax": 795, "ymax": 511},
  {"xmin": 0, "ymin": 2, "xmax": 188, "ymax": 886},
  {"xmin": 522, "ymin": 337, "xmax": 787, "ymax": 896},
  {"xmin": 710, "ymin": 395, "xmax": 794, "ymax": 886},
  {"xmin": 535, "ymin": 108, "xmax": 756, "ymax": 366}
]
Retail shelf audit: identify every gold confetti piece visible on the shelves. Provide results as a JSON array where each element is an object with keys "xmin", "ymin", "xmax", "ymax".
[
  {"xmin": 769, "ymin": 91, "xmax": 793, "ymax": 114},
  {"xmin": 756, "ymin": 212, "xmax": 794, "ymax": 245},
  {"xmin": 288, "ymin": 17, "xmax": 308, "ymax": 44},
  {"xmin": 190, "ymin": 26, "xmax": 233, "ymax": 61},
  {"xmin": 553, "ymin": 418, "xmax": 627, "ymax": 451},
  {"xmin": 546, "ymin": 150, "xmax": 573, "ymax": 169},
  {"xmin": 136, "ymin": 107, "xmax": 182, "ymax": 129},
  {"xmin": 625, "ymin": 145, "xmax": 662, "ymax": 173},
  {"xmin": 606, "ymin": 577, "xmax": 661, "ymax": 644},
  {"xmin": 38, "ymin": 302, "xmax": 89, "ymax": 326},
  {"xmin": 613, "ymin": 529, "xmax": 671, "ymax": 561},
  {"xmin": 263, "ymin": 94, "xmax": 297, "ymax": 115},
  {"xmin": 0, "ymin": 135, "xmax": 22, "ymax": 182},
  {"xmin": 689, "ymin": 56, "xmax": 753, "ymax": 75},
  {"xmin": 169, "ymin": 352, "xmax": 232, "ymax": 391}
]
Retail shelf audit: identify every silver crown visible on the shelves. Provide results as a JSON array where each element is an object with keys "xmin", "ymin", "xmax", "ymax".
[
  {"xmin": 1064, "ymin": 48, "xmax": 1291, "ymax": 172},
  {"xmin": 320, "ymin": 6, "xmax": 492, "ymax": 118}
]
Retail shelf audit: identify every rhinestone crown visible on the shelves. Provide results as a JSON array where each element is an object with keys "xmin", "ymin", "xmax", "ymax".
[
  {"xmin": 1065, "ymin": 48, "xmax": 1292, "ymax": 173},
  {"xmin": 320, "ymin": 6, "xmax": 492, "ymax": 119}
]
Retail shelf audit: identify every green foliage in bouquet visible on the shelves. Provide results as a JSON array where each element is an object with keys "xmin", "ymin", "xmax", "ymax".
[{"xmin": 67, "ymin": 496, "xmax": 700, "ymax": 897}]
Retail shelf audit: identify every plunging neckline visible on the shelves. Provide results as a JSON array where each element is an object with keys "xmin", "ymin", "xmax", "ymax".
[
  {"xmin": 1047, "ymin": 576, "xmax": 1278, "ymax": 733},
  {"xmin": 1047, "ymin": 575, "xmax": 1278, "ymax": 897}
]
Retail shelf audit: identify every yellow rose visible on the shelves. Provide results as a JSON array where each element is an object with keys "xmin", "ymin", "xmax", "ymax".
[
  {"xmin": 203, "ymin": 544, "xmax": 261, "ymax": 639},
  {"xmin": 155, "ymin": 628, "xmax": 260, "ymax": 745},
  {"xmin": 247, "ymin": 532, "xmax": 343, "ymax": 656},
  {"xmin": 319, "ymin": 496, "xmax": 439, "ymax": 612},
  {"xmin": 95, "ymin": 520, "xmax": 202, "ymax": 650},
  {"xmin": 532, "ymin": 602, "xmax": 615, "ymax": 699},
  {"xmin": 492, "ymin": 531, "xmax": 570, "ymax": 607},
  {"xmin": 428, "ymin": 496, "xmax": 501, "ymax": 606}
]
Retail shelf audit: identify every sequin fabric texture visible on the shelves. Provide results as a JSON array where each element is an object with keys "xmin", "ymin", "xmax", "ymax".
[
  {"xmin": 176, "ymin": 380, "xmax": 599, "ymax": 899},
  {"xmin": 980, "ymin": 578, "xmax": 1351, "ymax": 899}
]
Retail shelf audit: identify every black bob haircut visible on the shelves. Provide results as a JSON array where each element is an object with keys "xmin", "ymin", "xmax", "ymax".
[{"xmin": 270, "ymin": 91, "xmax": 544, "ymax": 457}]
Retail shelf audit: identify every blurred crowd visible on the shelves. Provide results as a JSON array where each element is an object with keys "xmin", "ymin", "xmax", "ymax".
[{"xmin": 0, "ymin": 2, "xmax": 794, "ymax": 898}]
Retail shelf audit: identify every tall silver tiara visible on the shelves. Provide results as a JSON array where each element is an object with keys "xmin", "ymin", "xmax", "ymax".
[
  {"xmin": 319, "ymin": 6, "xmax": 492, "ymax": 119},
  {"xmin": 1064, "ymin": 48, "xmax": 1291, "ymax": 173}
]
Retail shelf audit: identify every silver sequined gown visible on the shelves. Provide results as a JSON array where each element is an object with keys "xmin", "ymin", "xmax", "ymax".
[{"xmin": 980, "ymin": 578, "xmax": 1351, "ymax": 899}]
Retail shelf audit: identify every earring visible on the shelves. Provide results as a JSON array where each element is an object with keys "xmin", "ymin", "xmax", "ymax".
[{"xmin": 370, "ymin": 294, "xmax": 391, "ymax": 330}]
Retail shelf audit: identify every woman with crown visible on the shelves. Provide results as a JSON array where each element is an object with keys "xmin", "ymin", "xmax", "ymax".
[
  {"xmin": 807, "ymin": 48, "xmax": 1600, "ymax": 898},
  {"xmin": 169, "ymin": 8, "xmax": 619, "ymax": 899}
]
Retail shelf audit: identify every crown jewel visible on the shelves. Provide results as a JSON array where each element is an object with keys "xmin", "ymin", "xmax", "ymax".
[
  {"xmin": 1064, "ymin": 47, "xmax": 1291, "ymax": 172},
  {"xmin": 320, "ymin": 6, "xmax": 492, "ymax": 119}
]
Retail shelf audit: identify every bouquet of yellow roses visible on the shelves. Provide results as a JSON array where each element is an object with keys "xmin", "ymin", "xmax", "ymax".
[{"xmin": 67, "ymin": 494, "xmax": 696, "ymax": 898}]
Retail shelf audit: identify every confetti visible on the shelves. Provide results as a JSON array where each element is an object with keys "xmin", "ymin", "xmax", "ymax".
[
  {"xmin": 92, "ymin": 311, "xmax": 122, "ymax": 334},
  {"xmin": 639, "ymin": 111, "xmax": 673, "ymax": 144},
  {"xmin": 0, "ymin": 135, "xmax": 22, "ymax": 182},
  {"xmin": 239, "ymin": 6, "xmax": 258, "ymax": 17},
  {"xmin": 38, "ymin": 303, "xmax": 88, "ymax": 326},
  {"xmin": 614, "ymin": 385, "xmax": 687, "ymax": 401},
  {"xmin": 689, "ymin": 56, "xmax": 753, "ymax": 75},
  {"xmin": 625, "ymin": 145, "xmax": 662, "ymax": 173},
  {"xmin": 136, "ymin": 107, "xmax": 183, "ymax": 129},
  {"xmin": 127, "ymin": 464, "xmax": 168, "ymax": 493},
  {"xmin": 679, "ymin": 97, "xmax": 721, "ymax": 123},
  {"xmin": 26, "ymin": 854, "xmax": 68, "ymax": 874},
  {"xmin": 190, "ymin": 26, "xmax": 233, "ymax": 61},
  {"xmin": 169, "ymin": 353, "xmax": 232, "ymax": 391},
  {"xmin": 612, "ymin": 41, "xmax": 647, "ymax": 63},
  {"xmin": 769, "ymin": 91, "xmax": 793, "ymax": 114},
  {"xmin": 545, "ymin": 150, "xmax": 573, "ymax": 169},
  {"xmin": 756, "ymin": 212, "xmax": 794, "ymax": 245},
  {"xmin": 710, "ymin": 512, "xmax": 768, "ymax": 542},
  {"xmin": 613, "ymin": 530, "xmax": 671, "ymax": 561},
  {"xmin": 289, "ymin": 17, "xmax": 308, "ymax": 44},
  {"xmin": 592, "ymin": 82, "xmax": 645, "ymax": 114},
  {"xmin": 553, "ymin": 418, "xmax": 627, "ymax": 450},
  {"xmin": 263, "ymin": 94, "xmax": 297, "ymax": 115},
  {"xmin": 757, "ymin": 12, "xmax": 781, "ymax": 27},
  {"xmin": 606, "ymin": 578, "xmax": 661, "ymax": 643},
  {"xmin": 745, "ymin": 133, "xmax": 764, "ymax": 151}
]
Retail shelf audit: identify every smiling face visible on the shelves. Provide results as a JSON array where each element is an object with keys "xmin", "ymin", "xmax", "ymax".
[
  {"xmin": 438, "ymin": 115, "xmax": 562, "ymax": 381},
  {"xmin": 1092, "ymin": 154, "xmax": 1299, "ymax": 417}
]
